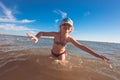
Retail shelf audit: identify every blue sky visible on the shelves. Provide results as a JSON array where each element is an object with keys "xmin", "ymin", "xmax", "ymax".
[{"xmin": 0, "ymin": 0, "xmax": 120, "ymax": 43}]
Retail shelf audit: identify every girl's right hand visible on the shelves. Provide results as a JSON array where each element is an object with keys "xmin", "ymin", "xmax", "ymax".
[{"xmin": 26, "ymin": 33, "xmax": 38, "ymax": 44}]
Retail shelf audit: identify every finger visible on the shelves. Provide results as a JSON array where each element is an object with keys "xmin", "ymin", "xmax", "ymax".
[
  {"xmin": 31, "ymin": 38, "xmax": 34, "ymax": 40},
  {"xmin": 27, "ymin": 33, "xmax": 33, "ymax": 37},
  {"xmin": 104, "ymin": 56, "xmax": 109, "ymax": 61},
  {"xmin": 34, "ymin": 40, "xmax": 38, "ymax": 44},
  {"xmin": 101, "ymin": 55, "xmax": 109, "ymax": 61},
  {"xmin": 106, "ymin": 58, "xmax": 110, "ymax": 61},
  {"xmin": 26, "ymin": 33, "xmax": 31, "ymax": 36},
  {"xmin": 104, "ymin": 57, "xmax": 109, "ymax": 61},
  {"xmin": 26, "ymin": 33, "xmax": 32, "ymax": 38}
]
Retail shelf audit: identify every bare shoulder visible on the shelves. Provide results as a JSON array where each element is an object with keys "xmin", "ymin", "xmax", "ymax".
[
  {"xmin": 67, "ymin": 36, "xmax": 80, "ymax": 45},
  {"xmin": 67, "ymin": 36, "xmax": 75, "ymax": 42}
]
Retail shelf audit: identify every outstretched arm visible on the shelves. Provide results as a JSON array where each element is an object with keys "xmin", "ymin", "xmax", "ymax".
[
  {"xmin": 69, "ymin": 37, "xmax": 109, "ymax": 61},
  {"xmin": 26, "ymin": 32, "xmax": 56, "ymax": 44}
]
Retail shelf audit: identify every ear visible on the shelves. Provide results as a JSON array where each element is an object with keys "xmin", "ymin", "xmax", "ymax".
[{"xmin": 69, "ymin": 27, "xmax": 74, "ymax": 33}]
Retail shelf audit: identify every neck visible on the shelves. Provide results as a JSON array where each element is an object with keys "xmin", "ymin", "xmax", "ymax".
[{"xmin": 60, "ymin": 32, "xmax": 69, "ymax": 38}]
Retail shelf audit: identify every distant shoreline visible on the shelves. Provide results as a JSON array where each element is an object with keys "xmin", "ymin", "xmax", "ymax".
[{"xmin": 0, "ymin": 33, "xmax": 120, "ymax": 44}]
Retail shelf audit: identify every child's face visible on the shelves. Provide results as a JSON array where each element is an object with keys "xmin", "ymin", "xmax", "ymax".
[{"xmin": 60, "ymin": 23, "xmax": 73, "ymax": 33}]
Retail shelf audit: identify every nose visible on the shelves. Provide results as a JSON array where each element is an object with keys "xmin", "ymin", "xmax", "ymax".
[{"xmin": 63, "ymin": 27, "xmax": 68, "ymax": 30}]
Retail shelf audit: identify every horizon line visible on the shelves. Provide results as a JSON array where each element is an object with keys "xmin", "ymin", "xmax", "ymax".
[{"xmin": 0, "ymin": 33, "xmax": 120, "ymax": 44}]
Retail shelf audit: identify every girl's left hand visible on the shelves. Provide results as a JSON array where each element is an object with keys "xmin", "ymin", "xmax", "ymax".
[{"xmin": 100, "ymin": 55, "xmax": 110, "ymax": 61}]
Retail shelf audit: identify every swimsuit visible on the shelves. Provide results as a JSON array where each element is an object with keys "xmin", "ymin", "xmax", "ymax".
[
  {"xmin": 51, "ymin": 50, "xmax": 66, "ymax": 57},
  {"xmin": 54, "ymin": 33, "xmax": 66, "ymax": 46},
  {"xmin": 51, "ymin": 41, "xmax": 66, "ymax": 57},
  {"xmin": 51, "ymin": 33, "xmax": 67, "ymax": 57},
  {"xmin": 54, "ymin": 41, "xmax": 66, "ymax": 46}
]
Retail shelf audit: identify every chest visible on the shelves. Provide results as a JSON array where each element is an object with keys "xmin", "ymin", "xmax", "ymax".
[{"xmin": 54, "ymin": 35, "xmax": 69, "ymax": 46}]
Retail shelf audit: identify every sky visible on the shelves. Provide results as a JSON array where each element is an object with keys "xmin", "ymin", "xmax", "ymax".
[{"xmin": 0, "ymin": 0, "xmax": 120, "ymax": 43}]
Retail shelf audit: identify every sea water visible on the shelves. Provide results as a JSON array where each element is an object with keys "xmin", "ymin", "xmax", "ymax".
[{"xmin": 0, "ymin": 34, "xmax": 120, "ymax": 80}]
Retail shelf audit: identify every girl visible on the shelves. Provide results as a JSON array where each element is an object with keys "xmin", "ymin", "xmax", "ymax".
[{"xmin": 27, "ymin": 17, "xmax": 109, "ymax": 62}]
